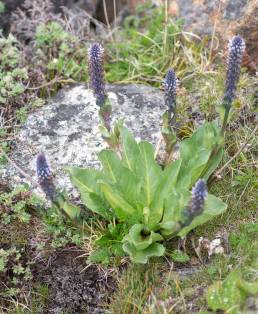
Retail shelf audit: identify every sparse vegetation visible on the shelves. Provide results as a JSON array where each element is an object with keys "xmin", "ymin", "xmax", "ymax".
[{"xmin": 0, "ymin": 1, "xmax": 257, "ymax": 313}]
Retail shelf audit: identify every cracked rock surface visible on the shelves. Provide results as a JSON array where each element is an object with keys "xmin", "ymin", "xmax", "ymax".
[{"xmin": 2, "ymin": 84, "xmax": 165, "ymax": 196}]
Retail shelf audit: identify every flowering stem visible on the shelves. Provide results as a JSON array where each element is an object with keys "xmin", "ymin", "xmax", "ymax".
[
  {"xmin": 88, "ymin": 43, "xmax": 112, "ymax": 131},
  {"xmin": 221, "ymin": 102, "xmax": 230, "ymax": 134},
  {"xmin": 99, "ymin": 101, "xmax": 112, "ymax": 132},
  {"xmin": 163, "ymin": 69, "xmax": 177, "ymax": 128},
  {"xmin": 181, "ymin": 179, "xmax": 208, "ymax": 227},
  {"xmin": 36, "ymin": 154, "xmax": 81, "ymax": 222},
  {"xmin": 161, "ymin": 69, "xmax": 178, "ymax": 161},
  {"xmin": 221, "ymin": 36, "xmax": 245, "ymax": 134}
]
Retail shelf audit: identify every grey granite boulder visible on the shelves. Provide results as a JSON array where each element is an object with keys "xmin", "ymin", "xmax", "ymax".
[{"xmin": 2, "ymin": 84, "xmax": 165, "ymax": 196}]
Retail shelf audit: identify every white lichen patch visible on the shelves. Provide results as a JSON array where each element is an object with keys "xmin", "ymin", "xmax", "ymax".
[{"xmin": 2, "ymin": 84, "xmax": 166, "ymax": 196}]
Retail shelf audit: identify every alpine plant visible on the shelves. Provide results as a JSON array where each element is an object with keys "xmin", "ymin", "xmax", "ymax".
[
  {"xmin": 222, "ymin": 35, "xmax": 245, "ymax": 130},
  {"xmin": 36, "ymin": 37, "xmax": 248, "ymax": 264}
]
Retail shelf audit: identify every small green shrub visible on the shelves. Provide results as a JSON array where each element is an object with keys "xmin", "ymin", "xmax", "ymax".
[
  {"xmin": 35, "ymin": 21, "xmax": 88, "ymax": 82},
  {"xmin": 0, "ymin": 185, "xmax": 42, "ymax": 302},
  {"xmin": 0, "ymin": 185, "xmax": 38, "ymax": 225},
  {"xmin": 0, "ymin": 246, "xmax": 34, "ymax": 300},
  {"xmin": 0, "ymin": 35, "xmax": 28, "ymax": 105},
  {"xmin": 0, "ymin": 34, "xmax": 21, "ymax": 71}
]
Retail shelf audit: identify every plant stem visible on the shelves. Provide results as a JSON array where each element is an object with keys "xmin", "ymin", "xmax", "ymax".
[
  {"xmin": 221, "ymin": 106, "xmax": 230, "ymax": 135},
  {"xmin": 99, "ymin": 102, "xmax": 112, "ymax": 132}
]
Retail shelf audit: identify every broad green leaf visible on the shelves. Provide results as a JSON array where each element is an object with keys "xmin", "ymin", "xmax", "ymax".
[
  {"xmin": 67, "ymin": 167, "xmax": 109, "ymax": 217},
  {"xmin": 119, "ymin": 125, "xmax": 141, "ymax": 174},
  {"xmin": 177, "ymin": 122, "xmax": 222, "ymax": 188},
  {"xmin": 98, "ymin": 149, "xmax": 141, "ymax": 207},
  {"xmin": 148, "ymin": 159, "xmax": 182, "ymax": 228},
  {"xmin": 138, "ymin": 141, "xmax": 162, "ymax": 206},
  {"xmin": 81, "ymin": 192, "xmax": 110, "ymax": 218},
  {"xmin": 68, "ymin": 167, "xmax": 103, "ymax": 194},
  {"xmin": 123, "ymin": 224, "xmax": 163, "ymax": 251},
  {"xmin": 178, "ymin": 144, "xmax": 211, "ymax": 188},
  {"xmin": 122, "ymin": 242, "xmax": 165, "ymax": 264},
  {"xmin": 177, "ymin": 194, "xmax": 227, "ymax": 237},
  {"xmin": 66, "ymin": 125, "xmax": 228, "ymax": 265},
  {"xmin": 162, "ymin": 188, "xmax": 189, "ymax": 224},
  {"xmin": 100, "ymin": 182, "xmax": 137, "ymax": 221},
  {"xmin": 159, "ymin": 221, "xmax": 181, "ymax": 237},
  {"xmin": 98, "ymin": 149, "xmax": 123, "ymax": 182},
  {"xmin": 201, "ymin": 146, "xmax": 224, "ymax": 180}
]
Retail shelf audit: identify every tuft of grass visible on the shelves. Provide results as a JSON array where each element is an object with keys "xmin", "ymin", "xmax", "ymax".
[
  {"xmin": 108, "ymin": 263, "xmax": 171, "ymax": 313},
  {"xmin": 106, "ymin": 2, "xmax": 209, "ymax": 86},
  {"xmin": 6, "ymin": 284, "xmax": 49, "ymax": 314}
]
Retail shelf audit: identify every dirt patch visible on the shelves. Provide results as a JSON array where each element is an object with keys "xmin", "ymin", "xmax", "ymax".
[{"xmin": 36, "ymin": 249, "xmax": 116, "ymax": 314}]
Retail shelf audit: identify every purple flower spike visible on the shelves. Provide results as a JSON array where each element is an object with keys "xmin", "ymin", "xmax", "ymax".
[
  {"xmin": 183, "ymin": 179, "xmax": 208, "ymax": 225},
  {"xmin": 88, "ymin": 43, "xmax": 107, "ymax": 107},
  {"xmin": 223, "ymin": 36, "xmax": 245, "ymax": 106},
  {"xmin": 36, "ymin": 154, "xmax": 57, "ymax": 201},
  {"xmin": 163, "ymin": 69, "xmax": 177, "ymax": 111},
  {"xmin": 189, "ymin": 179, "xmax": 208, "ymax": 215}
]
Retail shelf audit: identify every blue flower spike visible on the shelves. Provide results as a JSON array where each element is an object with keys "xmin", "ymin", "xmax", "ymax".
[
  {"xmin": 88, "ymin": 43, "xmax": 107, "ymax": 107},
  {"xmin": 88, "ymin": 43, "xmax": 112, "ymax": 131},
  {"xmin": 222, "ymin": 36, "xmax": 245, "ymax": 131},
  {"xmin": 163, "ymin": 69, "xmax": 178, "ymax": 123},
  {"xmin": 183, "ymin": 179, "xmax": 208, "ymax": 225},
  {"xmin": 36, "ymin": 154, "xmax": 57, "ymax": 201}
]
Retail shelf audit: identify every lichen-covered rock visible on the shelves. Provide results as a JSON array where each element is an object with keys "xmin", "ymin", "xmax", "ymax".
[{"xmin": 2, "ymin": 84, "xmax": 165, "ymax": 196}]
